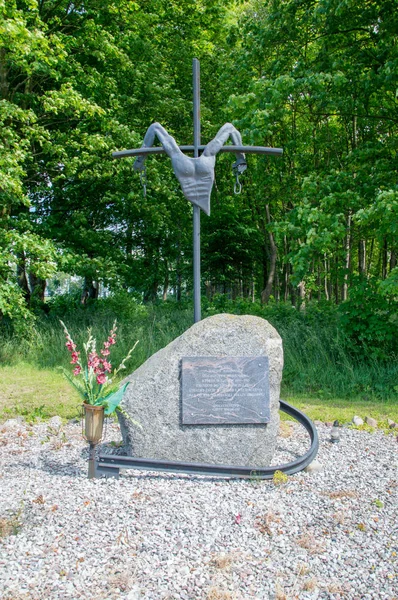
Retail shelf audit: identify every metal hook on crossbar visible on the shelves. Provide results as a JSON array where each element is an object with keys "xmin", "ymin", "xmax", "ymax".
[
  {"xmin": 233, "ymin": 168, "xmax": 242, "ymax": 195},
  {"xmin": 140, "ymin": 165, "xmax": 147, "ymax": 197}
]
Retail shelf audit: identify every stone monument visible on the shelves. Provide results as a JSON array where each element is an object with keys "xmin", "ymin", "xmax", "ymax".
[
  {"xmin": 118, "ymin": 314, "xmax": 283, "ymax": 466},
  {"xmin": 97, "ymin": 61, "xmax": 319, "ymax": 480}
]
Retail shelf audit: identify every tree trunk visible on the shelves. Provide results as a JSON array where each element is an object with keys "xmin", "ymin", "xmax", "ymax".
[
  {"xmin": 274, "ymin": 265, "xmax": 280, "ymax": 302},
  {"xmin": 283, "ymin": 264, "xmax": 289, "ymax": 302},
  {"xmin": 81, "ymin": 278, "xmax": 99, "ymax": 304},
  {"xmin": 390, "ymin": 249, "xmax": 396, "ymax": 272},
  {"xmin": 29, "ymin": 273, "xmax": 46, "ymax": 303},
  {"xmin": 261, "ymin": 205, "xmax": 277, "ymax": 304},
  {"xmin": 261, "ymin": 243, "xmax": 268, "ymax": 294},
  {"xmin": 317, "ymin": 262, "xmax": 321, "ymax": 301},
  {"xmin": 368, "ymin": 239, "xmax": 374, "ymax": 275},
  {"xmin": 283, "ymin": 237, "xmax": 290, "ymax": 302},
  {"xmin": 342, "ymin": 212, "xmax": 352, "ymax": 300},
  {"xmin": 382, "ymin": 238, "xmax": 388, "ymax": 280},
  {"xmin": 297, "ymin": 280, "xmax": 306, "ymax": 311},
  {"xmin": 334, "ymin": 255, "xmax": 339, "ymax": 304},
  {"xmin": 162, "ymin": 262, "xmax": 169, "ymax": 301},
  {"xmin": 324, "ymin": 255, "xmax": 329, "ymax": 301},
  {"xmin": 162, "ymin": 278, "xmax": 168, "ymax": 301},
  {"xmin": 358, "ymin": 239, "xmax": 366, "ymax": 276},
  {"xmin": 0, "ymin": 48, "xmax": 9, "ymax": 100},
  {"xmin": 176, "ymin": 254, "xmax": 182, "ymax": 302},
  {"xmin": 17, "ymin": 253, "xmax": 31, "ymax": 304},
  {"xmin": 290, "ymin": 279, "xmax": 296, "ymax": 306}
]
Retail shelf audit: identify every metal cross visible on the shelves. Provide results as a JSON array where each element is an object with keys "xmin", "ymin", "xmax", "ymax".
[{"xmin": 113, "ymin": 59, "xmax": 283, "ymax": 323}]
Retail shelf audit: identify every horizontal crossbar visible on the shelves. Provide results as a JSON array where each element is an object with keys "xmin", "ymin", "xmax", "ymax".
[
  {"xmin": 112, "ymin": 145, "xmax": 283, "ymax": 159},
  {"xmin": 95, "ymin": 400, "xmax": 318, "ymax": 479}
]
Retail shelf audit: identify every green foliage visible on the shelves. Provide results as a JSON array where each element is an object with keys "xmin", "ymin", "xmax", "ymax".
[
  {"xmin": 0, "ymin": 279, "xmax": 33, "ymax": 326},
  {"xmin": 1, "ymin": 0, "xmax": 242, "ymax": 320},
  {"xmin": 1, "ymin": 0, "xmax": 397, "ymax": 375},
  {"xmin": 1, "ymin": 295, "xmax": 397, "ymax": 403},
  {"xmin": 225, "ymin": 0, "xmax": 398, "ymax": 297},
  {"xmin": 339, "ymin": 278, "xmax": 398, "ymax": 360},
  {"xmin": 380, "ymin": 268, "xmax": 398, "ymax": 297},
  {"xmin": 10, "ymin": 403, "xmax": 49, "ymax": 421}
]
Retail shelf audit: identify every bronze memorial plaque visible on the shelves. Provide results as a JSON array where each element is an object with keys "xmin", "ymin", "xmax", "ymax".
[{"xmin": 181, "ymin": 357, "xmax": 270, "ymax": 425}]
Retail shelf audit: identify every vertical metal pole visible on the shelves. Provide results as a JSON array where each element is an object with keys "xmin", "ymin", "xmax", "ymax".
[
  {"xmin": 88, "ymin": 443, "xmax": 96, "ymax": 479},
  {"xmin": 192, "ymin": 58, "xmax": 201, "ymax": 323}
]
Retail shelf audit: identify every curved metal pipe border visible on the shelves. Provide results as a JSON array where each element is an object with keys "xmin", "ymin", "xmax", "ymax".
[{"xmin": 96, "ymin": 400, "xmax": 319, "ymax": 479}]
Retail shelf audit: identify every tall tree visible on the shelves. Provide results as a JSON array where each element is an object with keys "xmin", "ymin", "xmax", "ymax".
[
  {"xmin": 1, "ymin": 0, "xmax": 238, "ymax": 319},
  {"xmin": 225, "ymin": 0, "xmax": 398, "ymax": 303}
]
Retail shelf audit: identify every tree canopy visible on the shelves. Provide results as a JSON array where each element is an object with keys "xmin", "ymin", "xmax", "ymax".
[{"xmin": 1, "ymin": 0, "xmax": 397, "ymax": 353}]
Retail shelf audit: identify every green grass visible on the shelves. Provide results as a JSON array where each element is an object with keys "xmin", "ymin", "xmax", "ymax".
[
  {"xmin": 1, "ymin": 365, "xmax": 396, "ymax": 424},
  {"xmin": 0, "ymin": 364, "xmax": 81, "ymax": 422},
  {"xmin": 282, "ymin": 394, "xmax": 398, "ymax": 424},
  {"xmin": 0, "ymin": 294, "xmax": 396, "ymax": 423}
]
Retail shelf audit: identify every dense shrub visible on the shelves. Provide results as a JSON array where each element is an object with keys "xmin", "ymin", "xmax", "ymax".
[{"xmin": 339, "ymin": 278, "xmax": 398, "ymax": 360}]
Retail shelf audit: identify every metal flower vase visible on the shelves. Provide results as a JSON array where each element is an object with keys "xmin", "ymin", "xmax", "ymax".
[{"xmin": 82, "ymin": 404, "xmax": 105, "ymax": 479}]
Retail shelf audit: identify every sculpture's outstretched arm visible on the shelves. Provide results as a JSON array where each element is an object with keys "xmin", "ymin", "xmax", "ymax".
[
  {"xmin": 133, "ymin": 123, "xmax": 180, "ymax": 171},
  {"xmin": 202, "ymin": 123, "xmax": 247, "ymax": 173}
]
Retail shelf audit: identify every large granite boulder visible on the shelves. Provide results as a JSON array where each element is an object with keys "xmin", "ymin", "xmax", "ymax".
[{"xmin": 118, "ymin": 314, "xmax": 283, "ymax": 467}]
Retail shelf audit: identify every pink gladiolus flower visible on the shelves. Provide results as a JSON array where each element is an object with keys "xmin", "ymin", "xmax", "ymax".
[
  {"xmin": 71, "ymin": 351, "xmax": 80, "ymax": 364},
  {"xmin": 88, "ymin": 353, "xmax": 100, "ymax": 369},
  {"xmin": 61, "ymin": 319, "xmax": 137, "ymax": 411}
]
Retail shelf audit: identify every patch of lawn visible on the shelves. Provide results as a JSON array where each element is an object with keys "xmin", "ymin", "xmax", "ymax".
[
  {"xmin": 0, "ymin": 363, "xmax": 81, "ymax": 422},
  {"xmin": 1, "ymin": 363, "xmax": 397, "ymax": 427},
  {"xmin": 283, "ymin": 394, "xmax": 398, "ymax": 424}
]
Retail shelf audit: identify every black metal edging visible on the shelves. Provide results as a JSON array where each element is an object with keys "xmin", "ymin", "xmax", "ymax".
[{"xmin": 96, "ymin": 400, "xmax": 319, "ymax": 479}]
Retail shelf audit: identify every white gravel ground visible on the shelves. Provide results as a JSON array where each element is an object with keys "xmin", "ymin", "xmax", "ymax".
[{"xmin": 0, "ymin": 416, "xmax": 397, "ymax": 600}]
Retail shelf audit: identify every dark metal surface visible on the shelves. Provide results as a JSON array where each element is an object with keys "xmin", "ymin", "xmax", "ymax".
[
  {"xmin": 193, "ymin": 206, "xmax": 201, "ymax": 323},
  {"xmin": 112, "ymin": 145, "xmax": 283, "ymax": 159},
  {"xmin": 193, "ymin": 59, "xmax": 201, "ymax": 323},
  {"xmin": 181, "ymin": 356, "xmax": 270, "ymax": 425},
  {"xmin": 88, "ymin": 443, "xmax": 97, "ymax": 479},
  {"xmin": 193, "ymin": 59, "xmax": 201, "ymax": 154},
  {"xmin": 96, "ymin": 400, "xmax": 319, "ymax": 479}
]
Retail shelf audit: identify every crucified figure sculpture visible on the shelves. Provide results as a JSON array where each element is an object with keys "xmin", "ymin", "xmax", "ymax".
[{"xmin": 133, "ymin": 122, "xmax": 247, "ymax": 215}]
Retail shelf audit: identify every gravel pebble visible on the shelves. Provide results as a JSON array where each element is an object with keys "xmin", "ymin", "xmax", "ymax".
[{"xmin": 0, "ymin": 417, "xmax": 397, "ymax": 599}]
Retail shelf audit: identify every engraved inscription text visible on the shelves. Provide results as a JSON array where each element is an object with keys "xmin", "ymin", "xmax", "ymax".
[{"xmin": 181, "ymin": 356, "xmax": 270, "ymax": 425}]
